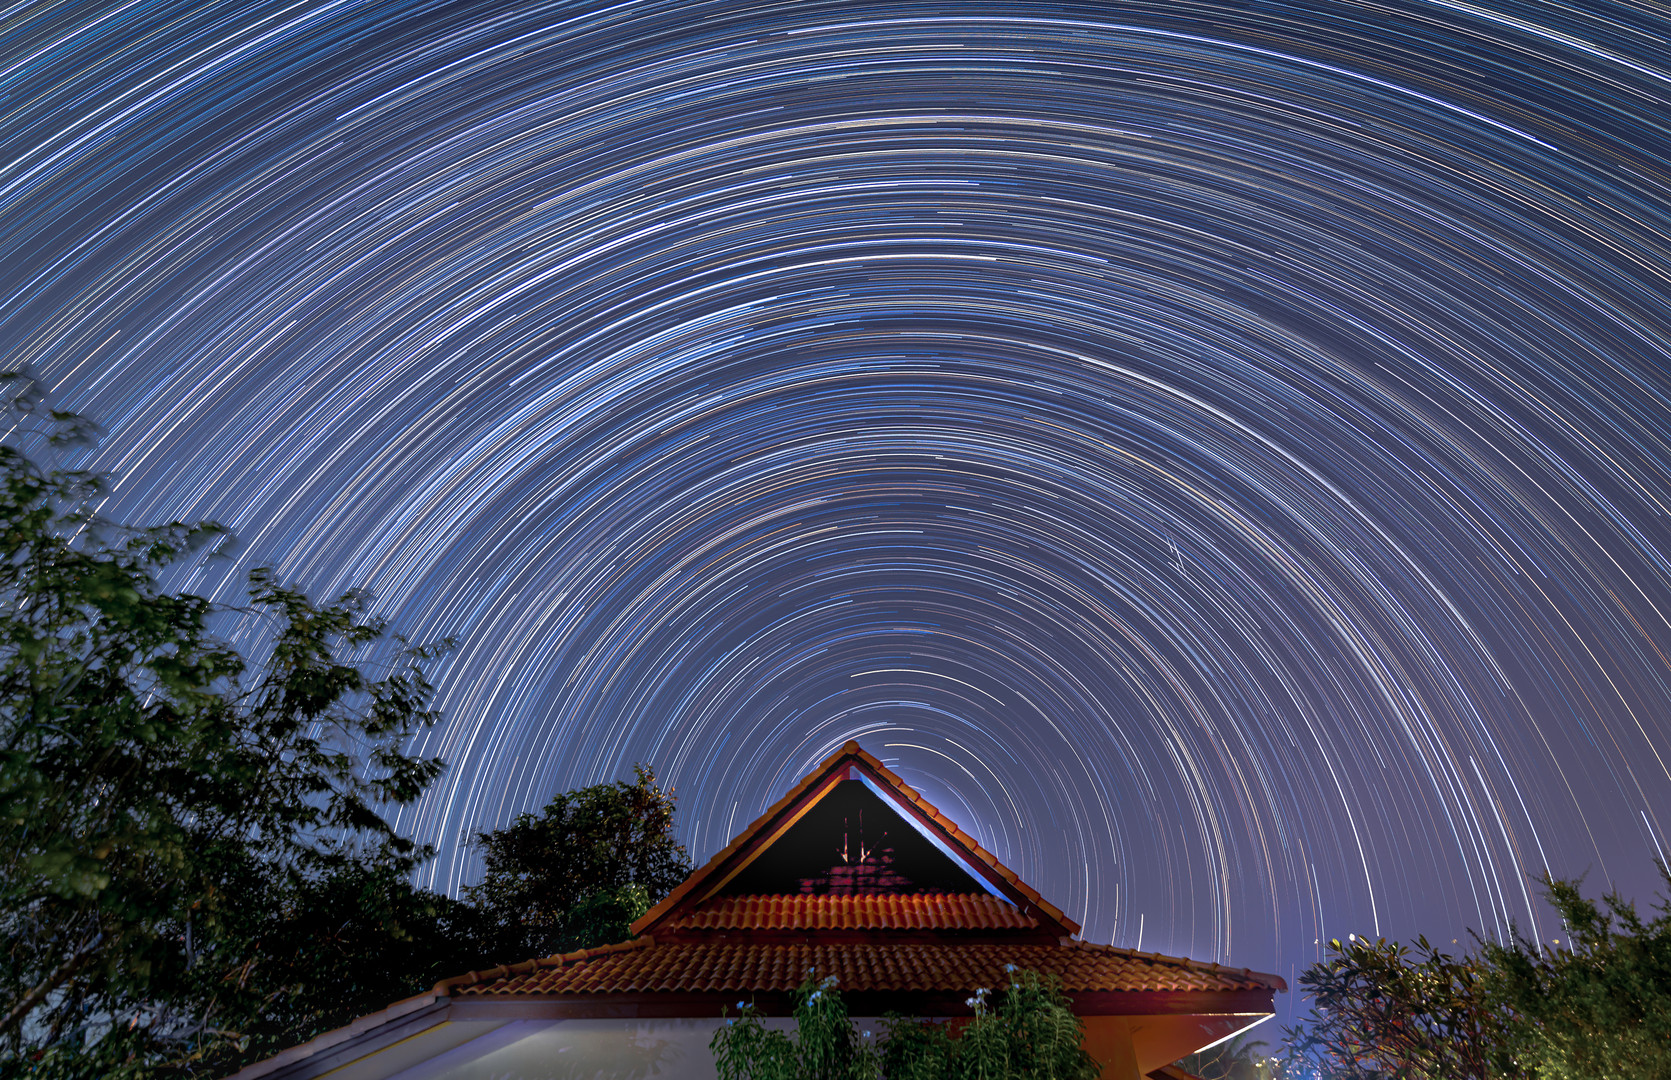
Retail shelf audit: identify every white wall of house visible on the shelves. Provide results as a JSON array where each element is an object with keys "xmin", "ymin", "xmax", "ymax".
[
  {"xmin": 327, "ymin": 1015, "xmax": 897, "ymax": 1080},
  {"xmin": 385, "ymin": 1018, "xmax": 735, "ymax": 1080}
]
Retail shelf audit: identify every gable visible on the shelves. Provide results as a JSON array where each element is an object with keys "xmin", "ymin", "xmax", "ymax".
[
  {"xmin": 717, "ymin": 779, "xmax": 989, "ymax": 896},
  {"xmin": 633, "ymin": 742, "xmax": 1080, "ymax": 938}
]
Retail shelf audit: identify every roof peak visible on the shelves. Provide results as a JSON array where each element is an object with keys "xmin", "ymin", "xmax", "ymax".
[{"xmin": 631, "ymin": 741, "xmax": 1080, "ymax": 939}]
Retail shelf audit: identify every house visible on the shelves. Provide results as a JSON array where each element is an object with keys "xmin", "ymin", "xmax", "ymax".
[{"xmin": 233, "ymin": 742, "xmax": 1283, "ymax": 1079}]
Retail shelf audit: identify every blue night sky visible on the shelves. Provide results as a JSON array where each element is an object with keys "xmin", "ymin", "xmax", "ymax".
[{"xmin": 5, "ymin": 0, "xmax": 1671, "ymax": 1001}]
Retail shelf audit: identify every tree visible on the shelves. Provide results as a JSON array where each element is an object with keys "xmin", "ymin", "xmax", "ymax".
[
  {"xmin": 0, "ymin": 415, "xmax": 452, "ymax": 1076},
  {"xmin": 0, "ymin": 393, "xmax": 698, "ymax": 1075},
  {"xmin": 200, "ymin": 851, "xmax": 500, "ymax": 1065},
  {"xmin": 464, "ymin": 765, "xmax": 690, "ymax": 959},
  {"xmin": 1481, "ymin": 863, "xmax": 1671, "ymax": 1079},
  {"xmin": 1282, "ymin": 933, "xmax": 1507, "ymax": 1079},
  {"xmin": 1282, "ymin": 864, "xmax": 1671, "ymax": 1080}
]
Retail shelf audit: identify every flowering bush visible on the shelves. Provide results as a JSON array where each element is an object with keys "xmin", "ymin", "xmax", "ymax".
[
  {"xmin": 712, "ymin": 974, "xmax": 870, "ymax": 1080},
  {"xmin": 711, "ymin": 966, "xmax": 1098, "ymax": 1080},
  {"xmin": 882, "ymin": 967, "xmax": 1097, "ymax": 1080}
]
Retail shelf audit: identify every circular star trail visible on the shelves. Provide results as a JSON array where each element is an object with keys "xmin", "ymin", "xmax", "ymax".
[{"xmin": 5, "ymin": 0, "xmax": 1671, "ymax": 997}]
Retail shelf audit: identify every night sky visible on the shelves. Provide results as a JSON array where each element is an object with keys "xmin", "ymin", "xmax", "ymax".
[{"xmin": 6, "ymin": 0, "xmax": 1671, "ymax": 1004}]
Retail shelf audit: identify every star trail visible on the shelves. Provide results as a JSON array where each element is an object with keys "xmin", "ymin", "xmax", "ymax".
[{"xmin": 5, "ymin": 0, "xmax": 1671, "ymax": 1002}]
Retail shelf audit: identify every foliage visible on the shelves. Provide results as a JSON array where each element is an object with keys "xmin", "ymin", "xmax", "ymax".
[
  {"xmin": 464, "ymin": 765, "xmax": 690, "ymax": 958},
  {"xmin": 712, "ymin": 999, "xmax": 797, "ymax": 1080},
  {"xmin": 713, "ymin": 976, "xmax": 874, "ymax": 1080},
  {"xmin": 0, "ymin": 420, "xmax": 451, "ymax": 1076},
  {"xmin": 872, "ymin": 1009, "xmax": 950, "ymax": 1080},
  {"xmin": 1282, "ymin": 863, "xmax": 1671, "ymax": 1080},
  {"xmin": 711, "ymin": 968, "xmax": 1098, "ymax": 1080},
  {"xmin": 1282, "ymin": 933, "xmax": 1507, "ymax": 1079},
  {"xmin": 555, "ymin": 882, "xmax": 653, "ymax": 954},
  {"xmin": 1480, "ymin": 863, "xmax": 1671, "ymax": 1079},
  {"xmin": 209, "ymin": 852, "xmax": 496, "ymax": 1063},
  {"xmin": 0, "ymin": 398, "xmax": 695, "ymax": 1076},
  {"xmin": 984, "ymin": 967, "xmax": 1098, "ymax": 1080},
  {"xmin": 1177, "ymin": 1029, "xmax": 1279, "ymax": 1080}
]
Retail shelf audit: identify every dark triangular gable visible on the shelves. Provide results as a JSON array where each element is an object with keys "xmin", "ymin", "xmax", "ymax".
[
  {"xmin": 718, "ymin": 779, "xmax": 989, "ymax": 896},
  {"xmin": 632, "ymin": 742, "xmax": 1080, "ymax": 937}
]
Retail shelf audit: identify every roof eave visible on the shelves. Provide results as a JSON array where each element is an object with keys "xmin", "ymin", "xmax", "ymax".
[{"xmin": 222, "ymin": 990, "xmax": 448, "ymax": 1080}]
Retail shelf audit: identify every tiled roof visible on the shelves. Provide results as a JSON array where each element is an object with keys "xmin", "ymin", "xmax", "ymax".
[
  {"xmin": 446, "ymin": 939, "xmax": 1285, "ymax": 997},
  {"xmin": 633, "ymin": 742, "xmax": 1080, "ymax": 938},
  {"xmin": 673, "ymin": 893, "xmax": 1039, "ymax": 932}
]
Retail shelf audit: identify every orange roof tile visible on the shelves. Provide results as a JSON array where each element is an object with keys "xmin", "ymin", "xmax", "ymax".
[
  {"xmin": 674, "ymin": 893, "xmax": 1040, "ymax": 932},
  {"xmin": 633, "ymin": 742, "xmax": 1081, "ymax": 938},
  {"xmin": 446, "ymin": 939, "xmax": 1285, "ymax": 997}
]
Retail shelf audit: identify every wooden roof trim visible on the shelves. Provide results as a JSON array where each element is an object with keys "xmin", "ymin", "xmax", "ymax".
[
  {"xmin": 846, "ymin": 745, "xmax": 1081, "ymax": 936},
  {"xmin": 630, "ymin": 748, "xmax": 852, "ymax": 935},
  {"xmin": 630, "ymin": 741, "xmax": 1081, "ymax": 938}
]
